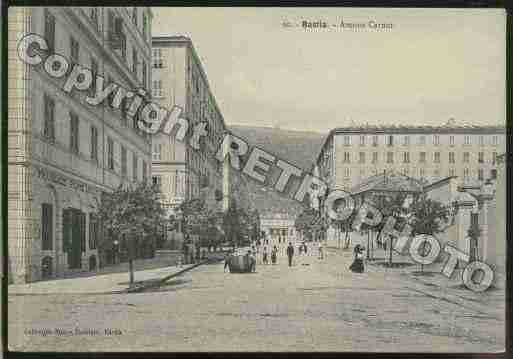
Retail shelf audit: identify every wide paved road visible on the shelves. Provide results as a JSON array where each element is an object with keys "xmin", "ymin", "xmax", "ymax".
[{"xmin": 9, "ymin": 247, "xmax": 504, "ymax": 352}]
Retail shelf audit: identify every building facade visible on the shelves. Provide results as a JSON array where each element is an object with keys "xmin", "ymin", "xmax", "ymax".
[
  {"xmin": 260, "ymin": 212, "xmax": 298, "ymax": 243},
  {"xmin": 8, "ymin": 7, "xmax": 153, "ymax": 283},
  {"xmin": 151, "ymin": 36, "xmax": 233, "ymax": 216},
  {"xmin": 314, "ymin": 120, "xmax": 506, "ymax": 191}
]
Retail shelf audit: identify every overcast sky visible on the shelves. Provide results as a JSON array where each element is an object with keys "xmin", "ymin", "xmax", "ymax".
[{"xmin": 153, "ymin": 8, "xmax": 506, "ymax": 133}]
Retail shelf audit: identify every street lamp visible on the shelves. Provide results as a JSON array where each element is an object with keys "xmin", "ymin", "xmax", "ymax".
[
  {"xmin": 458, "ymin": 179, "xmax": 495, "ymax": 262},
  {"xmin": 113, "ymin": 240, "xmax": 119, "ymax": 264}
]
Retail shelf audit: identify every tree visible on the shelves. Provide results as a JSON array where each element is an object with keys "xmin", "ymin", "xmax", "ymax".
[
  {"xmin": 368, "ymin": 192, "xmax": 409, "ymax": 266},
  {"xmin": 408, "ymin": 194, "xmax": 449, "ymax": 272},
  {"xmin": 294, "ymin": 208, "xmax": 319, "ymax": 242},
  {"xmin": 223, "ymin": 200, "xmax": 242, "ymax": 248},
  {"xmin": 96, "ymin": 183, "xmax": 167, "ymax": 285}
]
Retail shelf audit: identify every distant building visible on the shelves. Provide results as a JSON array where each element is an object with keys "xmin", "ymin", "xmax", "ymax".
[
  {"xmin": 151, "ymin": 36, "xmax": 238, "ymax": 217},
  {"xmin": 8, "ymin": 7, "xmax": 153, "ymax": 283},
  {"xmin": 260, "ymin": 212, "xmax": 298, "ymax": 243},
  {"xmin": 314, "ymin": 121, "xmax": 506, "ymax": 191}
]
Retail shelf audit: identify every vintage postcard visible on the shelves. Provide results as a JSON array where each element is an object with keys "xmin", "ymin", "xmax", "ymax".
[{"xmin": 6, "ymin": 6, "xmax": 507, "ymax": 352}]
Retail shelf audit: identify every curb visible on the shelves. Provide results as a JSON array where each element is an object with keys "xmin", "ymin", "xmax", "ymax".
[{"xmin": 126, "ymin": 258, "xmax": 219, "ymax": 293}]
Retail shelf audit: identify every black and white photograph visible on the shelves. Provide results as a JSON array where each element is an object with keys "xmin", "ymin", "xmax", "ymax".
[{"xmin": 6, "ymin": 6, "xmax": 508, "ymax": 352}]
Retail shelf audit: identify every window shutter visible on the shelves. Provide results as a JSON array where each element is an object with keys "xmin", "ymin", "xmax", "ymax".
[
  {"xmin": 62, "ymin": 209, "xmax": 72, "ymax": 252},
  {"xmin": 80, "ymin": 212, "xmax": 86, "ymax": 253},
  {"xmin": 42, "ymin": 204, "xmax": 53, "ymax": 250}
]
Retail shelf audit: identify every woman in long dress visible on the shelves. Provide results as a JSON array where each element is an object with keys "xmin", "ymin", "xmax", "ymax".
[
  {"xmin": 271, "ymin": 246, "xmax": 278, "ymax": 265},
  {"xmin": 349, "ymin": 245, "xmax": 365, "ymax": 273},
  {"xmin": 262, "ymin": 246, "xmax": 269, "ymax": 264}
]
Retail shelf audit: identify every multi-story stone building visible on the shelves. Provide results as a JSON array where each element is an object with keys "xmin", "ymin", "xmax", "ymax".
[
  {"xmin": 8, "ymin": 7, "xmax": 153, "ymax": 283},
  {"xmin": 260, "ymin": 212, "xmax": 298, "ymax": 243},
  {"xmin": 151, "ymin": 36, "xmax": 233, "ymax": 216},
  {"xmin": 314, "ymin": 120, "xmax": 506, "ymax": 191}
]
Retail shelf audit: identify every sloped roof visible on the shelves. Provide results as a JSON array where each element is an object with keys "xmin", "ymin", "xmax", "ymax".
[{"xmin": 350, "ymin": 171, "xmax": 424, "ymax": 196}]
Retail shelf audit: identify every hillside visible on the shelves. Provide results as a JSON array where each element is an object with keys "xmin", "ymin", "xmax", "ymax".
[
  {"xmin": 229, "ymin": 125, "xmax": 326, "ymax": 171},
  {"xmin": 229, "ymin": 125, "xmax": 326, "ymax": 214}
]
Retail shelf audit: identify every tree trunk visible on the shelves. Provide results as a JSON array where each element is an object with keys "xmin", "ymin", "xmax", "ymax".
[
  {"xmin": 367, "ymin": 231, "xmax": 370, "ymax": 259},
  {"xmin": 370, "ymin": 231, "xmax": 374, "ymax": 259},
  {"xmin": 129, "ymin": 258, "xmax": 134, "ymax": 285},
  {"xmin": 343, "ymin": 230, "xmax": 350, "ymax": 249},
  {"xmin": 388, "ymin": 236, "xmax": 393, "ymax": 266}
]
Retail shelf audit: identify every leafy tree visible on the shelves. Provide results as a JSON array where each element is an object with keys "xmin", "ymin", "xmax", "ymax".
[
  {"xmin": 223, "ymin": 200, "xmax": 242, "ymax": 248},
  {"xmin": 96, "ymin": 183, "xmax": 167, "ymax": 284},
  {"xmin": 408, "ymin": 194, "xmax": 449, "ymax": 271},
  {"xmin": 295, "ymin": 208, "xmax": 319, "ymax": 241},
  {"xmin": 367, "ymin": 192, "xmax": 410, "ymax": 265}
]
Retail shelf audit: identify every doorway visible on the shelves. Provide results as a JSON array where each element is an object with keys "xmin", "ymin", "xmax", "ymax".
[{"xmin": 63, "ymin": 208, "xmax": 86, "ymax": 269}]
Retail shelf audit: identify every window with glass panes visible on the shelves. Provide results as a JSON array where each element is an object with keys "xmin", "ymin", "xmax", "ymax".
[
  {"xmin": 41, "ymin": 203, "xmax": 53, "ymax": 250},
  {"xmin": 90, "ymin": 125, "xmax": 98, "ymax": 162},
  {"xmin": 43, "ymin": 94, "xmax": 55, "ymax": 141},
  {"xmin": 45, "ymin": 9, "xmax": 55, "ymax": 53},
  {"xmin": 70, "ymin": 112, "xmax": 79, "ymax": 154},
  {"xmin": 89, "ymin": 213, "xmax": 99, "ymax": 250},
  {"xmin": 121, "ymin": 146, "xmax": 127, "ymax": 177},
  {"xmin": 70, "ymin": 36, "xmax": 79, "ymax": 64},
  {"xmin": 133, "ymin": 154, "xmax": 138, "ymax": 182},
  {"xmin": 107, "ymin": 137, "xmax": 114, "ymax": 170}
]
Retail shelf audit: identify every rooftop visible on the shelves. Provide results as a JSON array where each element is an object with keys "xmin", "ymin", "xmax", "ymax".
[
  {"xmin": 330, "ymin": 123, "xmax": 505, "ymax": 134},
  {"xmin": 350, "ymin": 171, "xmax": 425, "ymax": 196}
]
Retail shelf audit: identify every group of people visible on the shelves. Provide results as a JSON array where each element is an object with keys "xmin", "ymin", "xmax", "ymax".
[
  {"xmin": 260, "ymin": 245, "xmax": 279, "ymax": 265},
  {"xmin": 223, "ymin": 236, "xmax": 366, "ymax": 273}
]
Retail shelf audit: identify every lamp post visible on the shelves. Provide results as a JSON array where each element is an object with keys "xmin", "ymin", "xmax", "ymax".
[
  {"xmin": 458, "ymin": 179, "xmax": 495, "ymax": 262},
  {"xmin": 113, "ymin": 240, "xmax": 119, "ymax": 264}
]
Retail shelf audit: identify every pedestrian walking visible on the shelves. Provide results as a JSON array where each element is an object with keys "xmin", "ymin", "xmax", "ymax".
[
  {"xmin": 298, "ymin": 243, "xmax": 303, "ymax": 256},
  {"xmin": 349, "ymin": 245, "xmax": 365, "ymax": 273},
  {"xmin": 271, "ymin": 246, "xmax": 278, "ymax": 265},
  {"xmin": 224, "ymin": 250, "xmax": 232, "ymax": 272},
  {"xmin": 318, "ymin": 242, "xmax": 324, "ymax": 260},
  {"xmin": 262, "ymin": 246, "xmax": 269, "ymax": 264},
  {"xmin": 182, "ymin": 241, "xmax": 189, "ymax": 265},
  {"xmin": 287, "ymin": 242, "xmax": 294, "ymax": 267},
  {"xmin": 303, "ymin": 242, "xmax": 308, "ymax": 255}
]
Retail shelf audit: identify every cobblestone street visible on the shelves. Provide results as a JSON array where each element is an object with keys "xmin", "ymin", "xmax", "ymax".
[{"xmin": 9, "ymin": 245, "xmax": 505, "ymax": 352}]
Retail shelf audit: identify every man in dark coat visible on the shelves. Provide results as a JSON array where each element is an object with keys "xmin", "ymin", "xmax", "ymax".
[{"xmin": 287, "ymin": 242, "xmax": 294, "ymax": 267}]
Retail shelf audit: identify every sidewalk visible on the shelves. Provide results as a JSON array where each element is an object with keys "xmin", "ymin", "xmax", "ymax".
[
  {"xmin": 8, "ymin": 263, "xmax": 199, "ymax": 295},
  {"xmin": 326, "ymin": 241, "xmax": 505, "ymax": 318}
]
